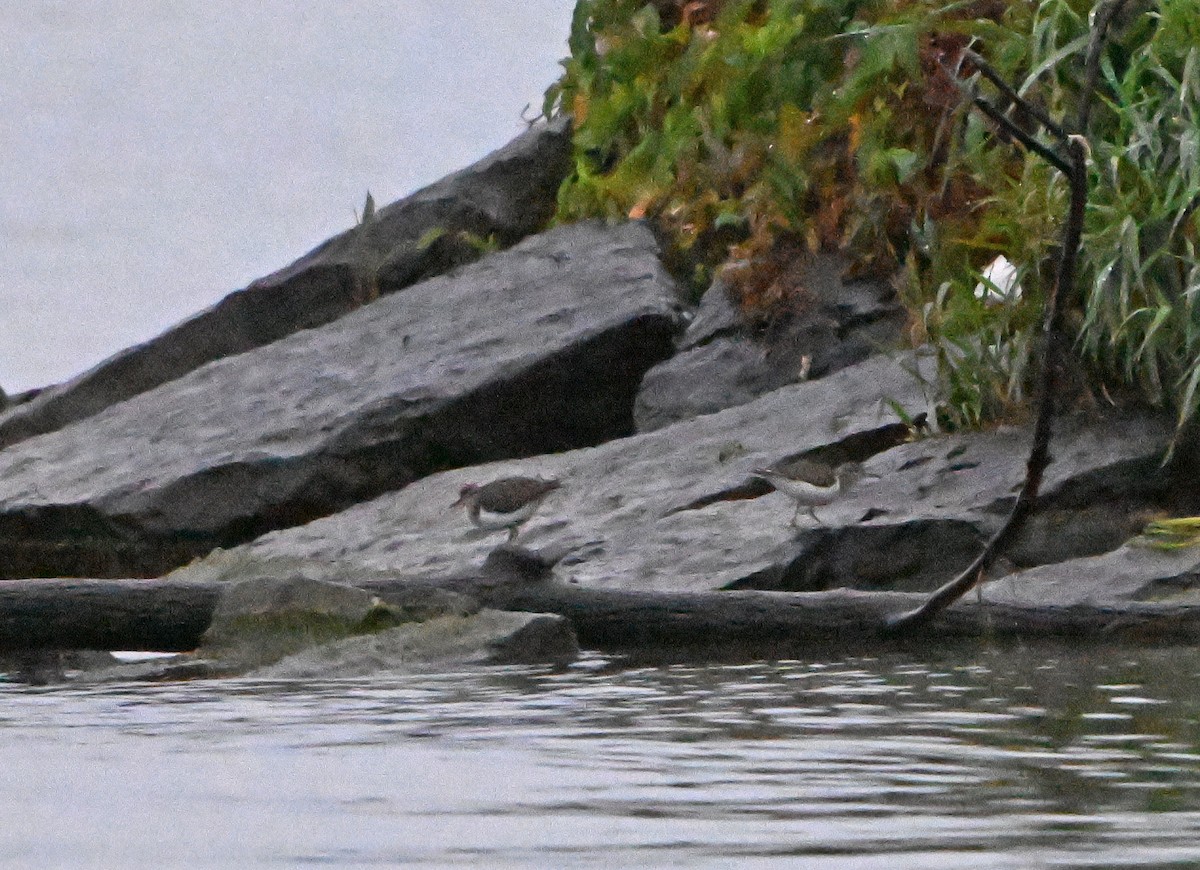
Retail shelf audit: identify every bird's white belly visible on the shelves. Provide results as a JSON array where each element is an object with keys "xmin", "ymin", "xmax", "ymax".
[
  {"xmin": 472, "ymin": 501, "xmax": 538, "ymax": 530},
  {"xmin": 772, "ymin": 477, "xmax": 839, "ymax": 505}
]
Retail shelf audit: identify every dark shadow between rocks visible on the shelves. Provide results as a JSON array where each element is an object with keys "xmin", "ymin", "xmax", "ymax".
[{"xmin": 727, "ymin": 520, "xmax": 986, "ymax": 594}]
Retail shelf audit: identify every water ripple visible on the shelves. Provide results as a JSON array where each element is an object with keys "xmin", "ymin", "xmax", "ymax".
[{"xmin": 4, "ymin": 645, "xmax": 1200, "ymax": 866}]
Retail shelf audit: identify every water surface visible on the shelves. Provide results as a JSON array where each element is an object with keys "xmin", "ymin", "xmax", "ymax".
[{"xmin": 5, "ymin": 645, "xmax": 1200, "ymax": 867}]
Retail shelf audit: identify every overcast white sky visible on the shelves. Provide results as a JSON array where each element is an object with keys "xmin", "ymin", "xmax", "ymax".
[{"xmin": 1, "ymin": 2, "xmax": 574, "ymax": 393}]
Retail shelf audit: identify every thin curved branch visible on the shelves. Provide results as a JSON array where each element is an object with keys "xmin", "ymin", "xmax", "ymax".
[
  {"xmin": 884, "ymin": 2, "xmax": 1129, "ymax": 633},
  {"xmin": 935, "ymin": 55, "xmax": 1072, "ymax": 173},
  {"xmin": 962, "ymin": 48, "xmax": 1068, "ymax": 142},
  {"xmin": 885, "ymin": 139, "xmax": 1088, "ymax": 633},
  {"xmin": 969, "ymin": 93, "xmax": 1073, "ymax": 174}
]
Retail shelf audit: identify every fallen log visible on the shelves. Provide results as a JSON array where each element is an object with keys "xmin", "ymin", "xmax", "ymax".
[
  {"xmin": 2, "ymin": 547, "xmax": 1198, "ymax": 653},
  {"xmin": 0, "ymin": 578, "xmax": 220, "ymax": 652}
]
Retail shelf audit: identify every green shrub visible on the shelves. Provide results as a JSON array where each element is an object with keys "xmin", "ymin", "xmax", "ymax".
[{"xmin": 545, "ymin": 0, "xmax": 1200, "ymax": 435}]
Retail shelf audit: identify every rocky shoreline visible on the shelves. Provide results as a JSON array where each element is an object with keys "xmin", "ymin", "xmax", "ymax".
[{"xmin": 3, "ymin": 120, "xmax": 1199, "ymax": 684}]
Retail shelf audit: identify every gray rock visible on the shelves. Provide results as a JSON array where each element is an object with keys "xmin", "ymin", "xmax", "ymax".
[
  {"xmin": 199, "ymin": 572, "xmax": 479, "ymax": 673},
  {"xmin": 634, "ymin": 337, "xmax": 800, "ymax": 431},
  {"xmin": 0, "ymin": 117, "xmax": 573, "ymax": 451},
  {"xmin": 0, "ymin": 220, "xmax": 682, "ymax": 578},
  {"xmin": 246, "ymin": 609, "xmax": 579, "ymax": 679},
  {"xmin": 183, "ymin": 548, "xmax": 482, "ymax": 623},
  {"xmin": 678, "ymin": 277, "xmax": 742, "ymax": 348},
  {"xmin": 4, "ymin": 387, "xmax": 41, "ymax": 408},
  {"xmin": 980, "ymin": 541, "xmax": 1200, "ymax": 607},
  {"xmin": 71, "ymin": 572, "xmax": 493, "ymax": 682},
  {"xmin": 736, "ymin": 411, "xmax": 1177, "ymax": 593},
  {"xmin": 197, "ymin": 575, "xmax": 388, "ymax": 669},
  {"xmin": 181, "ymin": 354, "xmax": 1181, "ymax": 598},
  {"xmin": 634, "ymin": 254, "xmax": 907, "ymax": 431},
  {"xmin": 187, "ymin": 352, "xmax": 936, "ymax": 592}
]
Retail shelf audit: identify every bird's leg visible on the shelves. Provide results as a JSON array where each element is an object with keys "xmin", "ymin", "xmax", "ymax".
[
  {"xmin": 790, "ymin": 504, "xmax": 803, "ymax": 528},
  {"xmin": 507, "ymin": 525, "xmax": 519, "ymax": 542},
  {"xmin": 808, "ymin": 506, "xmax": 820, "ymax": 525}
]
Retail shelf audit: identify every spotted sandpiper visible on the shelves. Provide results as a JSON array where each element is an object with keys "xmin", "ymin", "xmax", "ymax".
[
  {"xmin": 751, "ymin": 459, "xmax": 869, "ymax": 527},
  {"xmin": 452, "ymin": 476, "xmax": 561, "ymax": 541}
]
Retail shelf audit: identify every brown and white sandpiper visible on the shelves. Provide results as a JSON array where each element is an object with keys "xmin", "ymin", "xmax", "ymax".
[
  {"xmin": 452, "ymin": 476, "xmax": 561, "ymax": 541},
  {"xmin": 751, "ymin": 459, "xmax": 869, "ymax": 527}
]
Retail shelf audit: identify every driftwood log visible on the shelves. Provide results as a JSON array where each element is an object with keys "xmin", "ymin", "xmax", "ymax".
[{"xmin": 2, "ymin": 547, "xmax": 1199, "ymax": 654}]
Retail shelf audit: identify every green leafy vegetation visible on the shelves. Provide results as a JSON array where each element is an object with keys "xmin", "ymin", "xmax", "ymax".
[
  {"xmin": 544, "ymin": 0, "xmax": 1200, "ymax": 434},
  {"xmin": 1138, "ymin": 516, "xmax": 1200, "ymax": 549}
]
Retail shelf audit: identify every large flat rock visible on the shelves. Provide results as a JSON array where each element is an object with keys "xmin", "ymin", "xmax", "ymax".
[
  {"xmin": 195, "ymin": 353, "xmax": 930, "ymax": 591},
  {"xmin": 0, "ymin": 118, "xmax": 572, "ymax": 450},
  {"xmin": 0, "ymin": 220, "xmax": 681, "ymax": 578},
  {"xmin": 980, "ymin": 543, "xmax": 1200, "ymax": 607},
  {"xmin": 196, "ymin": 355, "xmax": 1183, "ymax": 598},
  {"xmin": 734, "ymin": 410, "xmax": 1181, "ymax": 593}
]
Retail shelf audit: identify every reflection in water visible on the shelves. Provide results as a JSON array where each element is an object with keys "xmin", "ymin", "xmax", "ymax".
[{"xmin": 4, "ymin": 645, "xmax": 1200, "ymax": 867}]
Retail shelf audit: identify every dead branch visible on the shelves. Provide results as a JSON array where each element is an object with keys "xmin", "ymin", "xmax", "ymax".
[{"xmin": 886, "ymin": 1, "xmax": 1132, "ymax": 632}]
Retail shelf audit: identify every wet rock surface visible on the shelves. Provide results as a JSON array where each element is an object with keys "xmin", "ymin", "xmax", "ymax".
[
  {"xmin": 981, "ymin": 542, "xmax": 1200, "ymax": 608},
  {"xmin": 634, "ymin": 255, "xmax": 907, "ymax": 431},
  {"xmin": 0, "ymin": 118, "xmax": 573, "ymax": 451},
  {"xmin": 191, "ymin": 352, "xmax": 935, "ymax": 592},
  {"xmin": 189, "ymin": 572, "xmax": 562, "ymax": 679},
  {"xmin": 183, "ymin": 354, "xmax": 1183, "ymax": 600},
  {"xmin": 0, "ymin": 650, "xmax": 115, "ymax": 686},
  {"xmin": 196, "ymin": 575, "xmax": 395, "ymax": 670},
  {"xmin": 4, "ymin": 157, "xmax": 1196, "ymax": 674},
  {"xmin": 0, "ymin": 220, "xmax": 681, "ymax": 579},
  {"xmin": 247, "ymin": 610, "xmax": 578, "ymax": 679},
  {"xmin": 733, "ymin": 411, "xmax": 1183, "ymax": 593}
]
